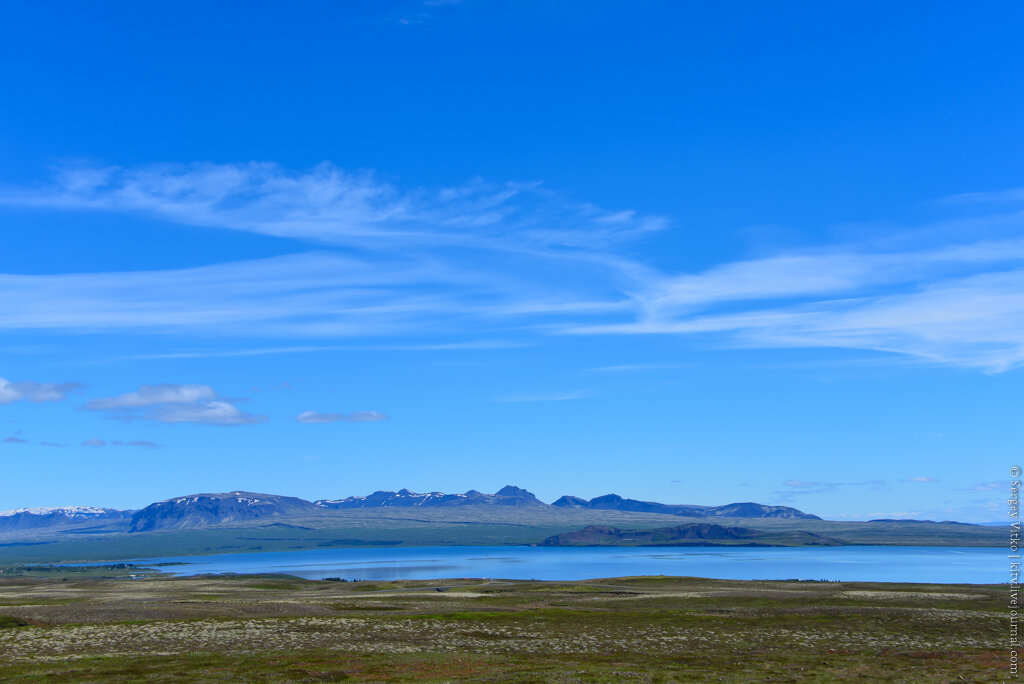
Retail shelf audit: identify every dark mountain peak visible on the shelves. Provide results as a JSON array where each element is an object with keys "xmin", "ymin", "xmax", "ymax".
[
  {"xmin": 590, "ymin": 493, "xmax": 625, "ymax": 505},
  {"xmin": 551, "ymin": 495, "xmax": 589, "ymax": 508},
  {"xmin": 586, "ymin": 494, "xmax": 702, "ymax": 515},
  {"xmin": 495, "ymin": 485, "xmax": 536, "ymax": 499},
  {"xmin": 491, "ymin": 485, "xmax": 544, "ymax": 507},
  {"xmin": 704, "ymin": 502, "xmax": 820, "ymax": 520},
  {"xmin": 396, "ymin": 488, "xmax": 415, "ymax": 496}
]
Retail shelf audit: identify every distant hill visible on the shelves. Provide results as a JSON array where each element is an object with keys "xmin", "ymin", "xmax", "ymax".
[
  {"xmin": 541, "ymin": 523, "xmax": 841, "ymax": 547},
  {"xmin": 316, "ymin": 485, "xmax": 545, "ymax": 509},
  {"xmin": 0, "ymin": 507, "xmax": 131, "ymax": 533},
  {"xmin": 129, "ymin": 492, "xmax": 319, "ymax": 532},
  {"xmin": 552, "ymin": 494, "xmax": 819, "ymax": 520},
  {"xmin": 868, "ymin": 519, "xmax": 979, "ymax": 525}
]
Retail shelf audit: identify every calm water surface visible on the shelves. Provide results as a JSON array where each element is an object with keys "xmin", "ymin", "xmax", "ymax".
[{"xmin": 120, "ymin": 545, "xmax": 1004, "ymax": 584}]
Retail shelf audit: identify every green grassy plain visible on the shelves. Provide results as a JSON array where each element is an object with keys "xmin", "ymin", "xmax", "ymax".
[{"xmin": 0, "ymin": 572, "xmax": 1004, "ymax": 682}]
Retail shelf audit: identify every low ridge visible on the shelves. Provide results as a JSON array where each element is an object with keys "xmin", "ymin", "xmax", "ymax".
[
  {"xmin": 2, "ymin": 486, "xmax": 820, "ymax": 536},
  {"xmin": 541, "ymin": 523, "xmax": 841, "ymax": 547}
]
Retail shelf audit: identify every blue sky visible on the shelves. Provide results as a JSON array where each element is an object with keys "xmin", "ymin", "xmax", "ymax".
[{"xmin": 1, "ymin": 1, "xmax": 1022, "ymax": 520}]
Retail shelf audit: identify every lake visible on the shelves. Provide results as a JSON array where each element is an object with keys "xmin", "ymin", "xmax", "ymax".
[{"xmin": 116, "ymin": 545, "xmax": 1006, "ymax": 584}]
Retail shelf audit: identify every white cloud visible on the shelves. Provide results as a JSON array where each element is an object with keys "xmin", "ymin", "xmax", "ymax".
[
  {"xmin": 906, "ymin": 476, "xmax": 939, "ymax": 483},
  {"xmin": 296, "ymin": 410, "xmax": 389, "ymax": 424},
  {"xmin": 84, "ymin": 384, "xmax": 217, "ymax": 410},
  {"xmin": 0, "ymin": 378, "xmax": 84, "ymax": 404},
  {"xmin": 147, "ymin": 400, "xmax": 267, "ymax": 426},
  {"xmin": 81, "ymin": 438, "xmax": 106, "ymax": 447},
  {"xmin": 85, "ymin": 384, "xmax": 267, "ymax": 426},
  {"xmin": 2, "ymin": 436, "xmax": 28, "ymax": 444}
]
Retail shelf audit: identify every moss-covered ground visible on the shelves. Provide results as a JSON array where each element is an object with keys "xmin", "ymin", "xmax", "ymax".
[{"xmin": 0, "ymin": 573, "xmax": 1005, "ymax": 682}]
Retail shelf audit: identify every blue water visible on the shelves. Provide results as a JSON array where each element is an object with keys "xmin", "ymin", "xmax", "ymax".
[{"xmin": 115, "ymin": 545, "xmax": 1007, "ymax": 584}]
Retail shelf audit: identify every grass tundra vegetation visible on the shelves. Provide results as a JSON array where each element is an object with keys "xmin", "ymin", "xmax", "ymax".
[{"xmin": 0, "ymin": 567, "xmax": 1002, "ymax": 682}]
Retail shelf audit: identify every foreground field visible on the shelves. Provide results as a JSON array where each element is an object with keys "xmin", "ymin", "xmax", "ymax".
[{"xmin": 0, "ymin": 572, "xmax": 1003, "ymax": 682}]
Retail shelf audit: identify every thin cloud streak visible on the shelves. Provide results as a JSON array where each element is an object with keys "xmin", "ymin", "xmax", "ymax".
[
  {"xmin": 0, "ymin": 251, "xmax": 627, "ymax": 338},
  {"xmin": 773, "ymin": 479, "xmax": 887, "ymax": 501},
  {"xmin": 0, "ymin": 162, "xmax": 666, "ymax": 249},
  {"xmin": 492, "ymin": 392, "xmax": 591, "ymax": 403},
  {"xmin": 296, "ymin": 411, "xmax": 389, "ymax": 424},
  {"xmin": 81, "ymin": 438, "xmax": 161, "ymax": 448},
  {"xmin": 129, "ymin": 340, "xmax": 530, "ymax": 360}
]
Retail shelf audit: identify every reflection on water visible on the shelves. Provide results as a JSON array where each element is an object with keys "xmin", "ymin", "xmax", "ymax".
[{"xmin": 100, "ymin": 545, "xmax": 1007, "ymax": 584}]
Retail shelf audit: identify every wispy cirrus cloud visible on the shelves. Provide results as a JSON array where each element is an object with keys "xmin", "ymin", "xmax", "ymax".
[
  {"xmin": 0, "ymin": 251, "xmax": 627, "ymax": 338},
  {"xmin": 0, "ymin": 162, "xmax": 666, "ymax": 249},
  {"xmin": 4, "ymin": 163, "xmax": 1024, "ymax": 372},
  {"xmin": 774, "ymin": 479, "xmax": 887, "ymax": 500},
  {"xmin": 296, "ymin": 410, "xmax": 389, "ymax": 424},
  {"xmin": 568, "ymin": 237, "xmax": 1024, "ymax": 372},
  {"xmin": 961, "ymin": 481, "xmax": 1003, "ymax": 492},
  {"xmin": 0, "ymin": 377, "xmax": 84, "ymax": 404},
  {"xmin": 85, "ymin": 383, "xmax": 267, "ymax": 426},
  {"xmin": 130, "ymin": 340, "xmax": 529, "ymax": 360}
]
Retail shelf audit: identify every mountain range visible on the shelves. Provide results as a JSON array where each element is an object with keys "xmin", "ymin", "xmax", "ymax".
[{"xmin": 0, "ymin": 486, "xmax": 819, "ymax": 534}]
